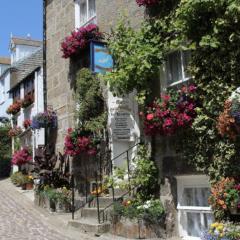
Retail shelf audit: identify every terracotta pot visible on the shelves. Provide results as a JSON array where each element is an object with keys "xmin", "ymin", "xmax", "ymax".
[
  {"xmin": 26, "ymin": 183, "xmax": 33, "ymax": 190},
  {"xmin": 21, "ymin": 184, "xmax": 26, "ymax": 190}
]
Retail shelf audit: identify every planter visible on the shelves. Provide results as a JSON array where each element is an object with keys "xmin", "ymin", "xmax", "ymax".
[
  {"xmin": 21, "ymin": 184, "xmax": 26, "ymax": 190},
  {"xmin": 45, "ymin": 198, "xmax": 56, "ymax": 212},
  {"xmin": 26, "ymin": 182, "xmax": 33, "ymax": 190},
  {"xmin": 55, "ymin": 201, "xmax": 71, "ymax": 213}
]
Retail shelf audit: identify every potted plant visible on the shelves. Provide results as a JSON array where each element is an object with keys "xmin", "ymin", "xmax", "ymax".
[
  {"xmin": 21, "ymin": 95, "xmax": 34, "ymax": 109},
  {"xmin": 6, "ymin": 101, "xmax": 21, "ymax": 115},
  {"xmin": 136, "ymin": 0, "xmax": 160, "ymax": 7},
  {"xmin": 55, "ymin": 187, "xmax": 71, "ymax": 213},
  {"xmin": 31, "ymin": 110, "xmax": 57, "ymax": 129},
  {"xmin": 64, "ymin": 128, "xmax": 98, "ymax": 156},
  {"xmin": 23, "ymin": 119, "xmax": 31, "ymax": 129},
  {"xmin": 43, "ymin": 186, "xmax": 57, "ymax": 212},
  {"xmin": 11, "ymin": 148, "xmax": 32, "ymax": 166},
  {"xmin": 141, "ymin": 84, "xmax": 197, "ymax": 136},
  {"xmin": 61, "ymin": 24, "xmax": 103, "ymax": 59},
  {"xmin": 8, "ymin": 126, "xmax": 22, "ymax": 137},
  {"xmin": 209, "ymin": 178, "xmax": 240, "ymax": 219}
]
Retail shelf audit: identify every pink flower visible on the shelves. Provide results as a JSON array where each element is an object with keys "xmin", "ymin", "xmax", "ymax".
[
  {"xmin": 146, "ymin": 113, "xmax": 154, "ymax": 121},
  {"xmin": 188, "ymin": 84, "xmax": 197, "ymax": 93}
]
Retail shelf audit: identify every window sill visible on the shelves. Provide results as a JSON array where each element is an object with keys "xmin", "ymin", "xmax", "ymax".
[
  {"xmin": 168, "ymin": 77, "xmax": 191, "ymax": 88},
  {"xmin": 177, "ymin": 206, "xmax": 211, "ymax": 211},
  {"xmin": 78, "ymin": 15, "xmax": 96, "ymax": 28}
]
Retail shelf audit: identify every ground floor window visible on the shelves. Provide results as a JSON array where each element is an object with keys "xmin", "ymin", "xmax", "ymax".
[{"xmin": 176, "ymin": 175, "xmax": 213, "ymax": 239}]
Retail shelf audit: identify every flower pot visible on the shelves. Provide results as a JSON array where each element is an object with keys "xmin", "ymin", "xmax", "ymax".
[
  {"xmin": 45, "ymin": 198, "xmax": 56, "ymax": 212},
  {"xmin": 26, "ymin": 183, "xmax": 33, "ymax": 190},
  {"xmin": 56, "ymin": 201, "xmax": 71, "ymax": 213},
  {"xmin": 21, "ymin": 184, "xmax": 26, "ymax": 190}
]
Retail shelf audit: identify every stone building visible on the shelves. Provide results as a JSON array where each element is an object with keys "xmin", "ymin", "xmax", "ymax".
[{"xmin": 45, "ymin": 1, "xmax": 211, "ymax": 239}]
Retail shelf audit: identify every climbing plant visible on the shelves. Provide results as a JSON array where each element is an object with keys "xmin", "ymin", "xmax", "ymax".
[
  {"xmin": 74, "ymin": 68, "xmax": 106, "ymax": 133},
  {"xmin": 104, "ymin": 0, "xmax": 240, "ymax": 181},
  {"xmin": 173, "ymin": 0, "xmax": 240, "ymax": 180}
]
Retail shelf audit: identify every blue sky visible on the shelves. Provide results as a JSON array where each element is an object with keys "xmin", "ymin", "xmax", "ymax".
[{"xmin": 0, "ymin": 0, "xmax": 42, "ymax": 57}]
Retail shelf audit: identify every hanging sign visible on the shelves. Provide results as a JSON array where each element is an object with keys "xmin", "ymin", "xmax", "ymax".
[{"xmin": 90, "ymin": 41, "xmax": 113, "ymax": 74}]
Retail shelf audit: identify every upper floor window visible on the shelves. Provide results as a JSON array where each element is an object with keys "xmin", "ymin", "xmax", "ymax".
[
  {"xmin": 75, "ymin": 0, "xmax": 96, "ymax": 28},
  {"xmin": 12, "ymin": 87, "xmax": 20, "ymax": 102},
  {"xmin": 24, "ymin": 76, "xmax": 34, "ymax": 97},
  {"xmin": 160, "ymin": 51, "xmax": 191, "ymax": 91}
]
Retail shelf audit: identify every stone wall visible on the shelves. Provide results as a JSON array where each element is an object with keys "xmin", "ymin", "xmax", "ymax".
[
  {"xmin": 96, "ymin": 0, "xmax": 144, "ymax": 33},
  {"xmin": 46, "ymin": 0, "xmax": 75, "ymax": 152}
]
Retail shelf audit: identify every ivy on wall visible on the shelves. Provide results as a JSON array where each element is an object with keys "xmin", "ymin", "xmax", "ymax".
[{"xmin": 104, "ymin": 0, "xmax": 240, "ymax": 181}]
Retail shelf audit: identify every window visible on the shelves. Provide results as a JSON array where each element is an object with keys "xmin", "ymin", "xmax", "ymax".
[
  {"xmin": 12, "ymin": 87, "xmax": 20, "ymax": 102},
  {"xmin": 24, "ymin": 77, "xmax": 34, "ymax": 97},
  {"xmin": 75, "ymin": 0, "xmax": 96, "ymax": 28},
  {"xmin": 160, "ymin": 51, "xmax": 191, "ymax": 90},
  {"xmin": 176, "ymin": 175, "xmax": 213, "ymax": 240}
]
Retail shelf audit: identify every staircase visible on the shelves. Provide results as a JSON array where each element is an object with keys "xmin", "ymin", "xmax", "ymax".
[{"xmin": 67, "ymin": 143, "xmax": 140, "ymax": 235}]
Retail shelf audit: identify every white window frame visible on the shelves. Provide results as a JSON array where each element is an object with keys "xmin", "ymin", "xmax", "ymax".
[
  {"xmin": 176, "ymin": 175, "xmax": 212, "ymax": 240},
  {"xmin": 160, "ymin": 50, "xmax": 191, "ymax": 92},
  {"xmin": 74, "ymin": 0, "xmax": 96, "ymax": 28}
]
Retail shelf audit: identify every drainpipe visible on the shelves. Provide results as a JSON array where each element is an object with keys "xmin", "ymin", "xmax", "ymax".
[{"xmin": 43, "ymin": 0, "xmax": 47, "ymax": 145}]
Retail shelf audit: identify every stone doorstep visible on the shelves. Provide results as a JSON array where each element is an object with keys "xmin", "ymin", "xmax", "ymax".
[
  {"xmin": 81, "ymin": 207, "xmax": 105, "ymax": 219},
  {"xmin": 90, "ymin": 196, "xmax": 115, "ymax": 208},
  {"xmin": 68, "ymin": 219, "xmax": 110, "ymax": 234}
]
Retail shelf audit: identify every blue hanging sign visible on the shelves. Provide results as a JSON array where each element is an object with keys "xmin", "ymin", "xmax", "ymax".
[{"xmin": 90, "ymin": 41, "xmax": 113, "ymax": 74}]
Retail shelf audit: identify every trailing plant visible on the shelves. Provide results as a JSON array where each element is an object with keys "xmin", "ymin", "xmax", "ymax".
[
  {"xmin": 61, "ymin": 24, "xmax": 103, "ymax": 59},
  {"xmin": 6, "ymin": 101, "xmax": 21, "ymax": 115},
  {"xmin": 11, "ymin": 148, "xmax": 32, "ymax": 166},
  {"xmin": 136, "ymin": 0, "xmax": 160, "ymax": 7},
  {"xmin": 8, "ymin": 126, "xmax": 22, "ymax": 137},
  {"xmin": 31, "ymin": 110, "xmax": 57, "ymax": 129},
  {"xmin": 64, "ymin": 128, "xmax": 98, "ymax": 156},
  {"xmin": 209, "ymin": 178, "xmax": 240, "ymax": 220},
  {"xmin": 141, "ymin": 84, "xmax": 197, "ymax": 136},
  {"xmin": 23, "ymin": 119, "xmax": 31, "ymax": 129},
  {"xmin": 21, "ymin": 95, "xmax": 34, "ymax": 108}
]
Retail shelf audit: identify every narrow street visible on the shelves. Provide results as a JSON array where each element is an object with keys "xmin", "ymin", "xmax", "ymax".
[{"xmin": 0, "ymin": 178, "xmax": 91, "ymax": 240}]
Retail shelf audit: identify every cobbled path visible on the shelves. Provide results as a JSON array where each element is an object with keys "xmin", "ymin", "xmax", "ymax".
[{"xmin": 0, "ymin": 179, "xmax": 76, "ymax": 240}]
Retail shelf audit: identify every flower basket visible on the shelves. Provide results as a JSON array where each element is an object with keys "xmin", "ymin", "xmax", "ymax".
[
  {"xmin": 11, "ymin": 148, "xmax": 32, "ymax": 166},
  {"xmin": 136, "ymin": 0, "xmax": 160, "ymax": 7},
  {"xmin": 61, "ymin": 24, "xmax": 103, "ymax": 59},
  {"xmin": 64, "ymin": 128, "xmax": 98, "ymax": 156},
  {"xmin": 8, "ymin": 126, "xmax": 22, "ymax": 137},
  {"xmin": 21, "ymin": 95, "xmax": 34, "ymax": 109},
  {"xmin": 23, "ymin": 119, "xmax": 31, "ymax": 129},
  {"xmin": 141, "ymin": 84, "xmax": 197, "ymax": 136},
  {"xmin": 6, "ymin": 101, "xmax": 21, "ymax": 115},
  {"xmin": 31, "ymin": 110, "xmax": 57, "ymax": 129}
]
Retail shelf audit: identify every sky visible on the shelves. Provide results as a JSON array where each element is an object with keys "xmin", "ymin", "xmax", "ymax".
[{"xmin": 0, "ymin": 0, "xmax": 43, "ymax": 57}]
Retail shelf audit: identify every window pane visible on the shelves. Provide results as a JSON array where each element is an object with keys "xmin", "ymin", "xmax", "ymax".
[
  {"xmin": 183, "ymin": 51, "xmax": 191, "ymax": 79},
  {"xmin": 88, "ymin": 0, "xmax": 96, "ymax": 18},
  {"xmin": 187, "ymin": 212, "xmax": 201, "ymax": 237},
  {"xmin": 80, "ymin": 0, "xmax": 87, "ymax": 24},
  {"xmin": 181, "ymin": 187, "xmax": 210, "ymax": 207},
  {"xmin": 166, "ymin": 51, "xmax": 182, "ymax": 85}
]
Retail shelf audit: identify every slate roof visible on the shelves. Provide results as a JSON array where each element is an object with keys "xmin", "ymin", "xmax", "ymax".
[
  {"xmin": 0, "ymin": 57, "xmax": 10, "ymax": 65},
  {"xmin": 10, "ymin": 48, "xmax": 43, "ymax": 91},
  {"xmin": 11, "ymin": 37, "xmax": 42, "ymax": 48}
]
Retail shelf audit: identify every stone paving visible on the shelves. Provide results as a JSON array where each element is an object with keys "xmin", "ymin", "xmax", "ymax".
[{"xmin": 0, "ymin": 178, "xmax": 91, "ymax": 240}]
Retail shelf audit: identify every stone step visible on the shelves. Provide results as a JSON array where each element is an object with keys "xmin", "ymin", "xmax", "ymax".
[
  {"xmin": 89, "ymin": 196, "xmax": 114, "ymax": 208},
  {"xmin": 68, "ymin": 218, "xmax": 110, "ymax": 234},
  {"xmin": 81, "ymin": 207, "xmax": 105, "ymax": 219}
]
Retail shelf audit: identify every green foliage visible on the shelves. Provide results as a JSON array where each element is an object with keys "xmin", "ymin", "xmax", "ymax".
[
  {"xmin": 0, "ymin": 124, "xmax": 11, "ymax": 177},
  {"xmin": 173, "ymin": 0, "xmax": 240, "ymax": 180},
  {"xmin": 104, "ymin": 18, "xmax": 168, "ymax": 95},
  {"xmin": 75, "ymin": 68, "xmax": 106, "ymax": 132}
]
